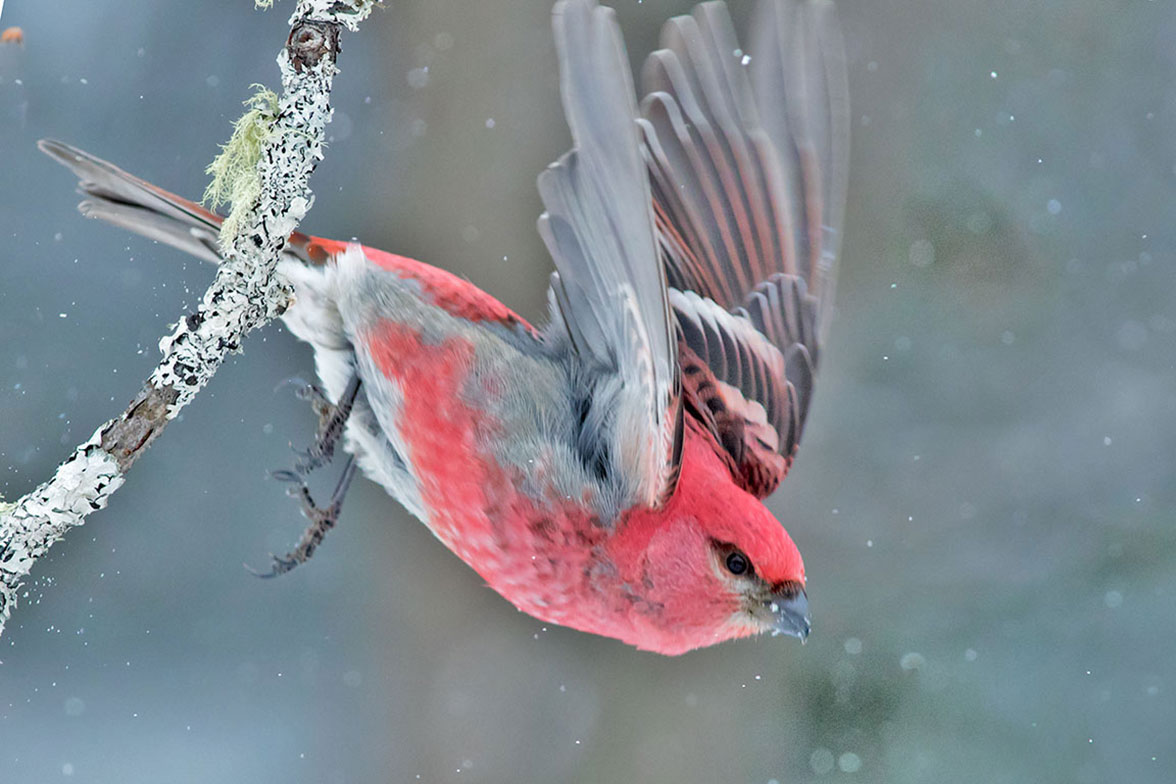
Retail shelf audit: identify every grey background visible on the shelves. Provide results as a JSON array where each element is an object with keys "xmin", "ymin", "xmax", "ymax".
[{"xmin": 1, "ymin": 0, "xmax": 1174, "ymax": 782}]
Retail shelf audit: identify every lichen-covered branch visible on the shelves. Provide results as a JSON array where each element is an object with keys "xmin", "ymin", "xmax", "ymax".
[{"xmin": 0, "ymin": 0, "xmax": 379, "ymax": 640}]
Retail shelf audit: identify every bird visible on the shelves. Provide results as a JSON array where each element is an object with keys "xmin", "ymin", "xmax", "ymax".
[{"xmin": 41, "ymin": 0, "xmax": 848, "ymax": 656}]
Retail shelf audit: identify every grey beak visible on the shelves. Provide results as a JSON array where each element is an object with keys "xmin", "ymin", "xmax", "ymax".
[{"xmin": 767, "ymin": 590, "xmax": 811, "ymax": 641}]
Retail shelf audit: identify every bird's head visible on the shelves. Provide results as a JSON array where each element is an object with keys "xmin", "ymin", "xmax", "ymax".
[{"xmin": 607, "ymin": 428, "xmax": 809, "ymax": 655}]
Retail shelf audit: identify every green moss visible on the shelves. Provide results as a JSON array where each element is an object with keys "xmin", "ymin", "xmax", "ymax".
[{"xmin": 203, "ymin": 85, "xmax": 281, "ymax": 250}]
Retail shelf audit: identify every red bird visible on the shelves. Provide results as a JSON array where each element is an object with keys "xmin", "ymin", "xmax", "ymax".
[{"xmin": 42, "ymin": 0, "xmax": 848, "ymax": 655}]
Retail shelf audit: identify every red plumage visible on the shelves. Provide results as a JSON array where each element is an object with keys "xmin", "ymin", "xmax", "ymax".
[{"xmin": 296, "ymin": 236, "xmax": 533, "ymax": 330}]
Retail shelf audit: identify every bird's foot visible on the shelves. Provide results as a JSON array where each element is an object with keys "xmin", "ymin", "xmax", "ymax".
[
  {"xmin": 286, "ymin": 374, "xmax": 361, "ymax": 474},
  {"xmin": 254, "ymin": 371, "xmax": 362, "ymax": 577},
  {"xmin": 251, "ymin": 455, "xmax": 359, "ymax": 578}
]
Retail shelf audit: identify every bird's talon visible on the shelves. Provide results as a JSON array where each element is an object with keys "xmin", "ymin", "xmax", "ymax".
[
  {"xmin": 244, "ymin": 555, "xmax": 296, "ymax": 579},
  {"xmin": 274, "ymin": 375, "xmax": 312, "ymax": 394},
  {"xmin": 294, "ymin": 384, "xmax": 326, "ymax": 404},
  {"xmin": 293, "ymin": 443, "xmax": 333, "ymax": 472}
]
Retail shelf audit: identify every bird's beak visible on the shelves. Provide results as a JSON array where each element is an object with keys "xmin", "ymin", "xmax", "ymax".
[{"xmin": 764, "ymin": 589, "xmax": 811, "ymax": 642}]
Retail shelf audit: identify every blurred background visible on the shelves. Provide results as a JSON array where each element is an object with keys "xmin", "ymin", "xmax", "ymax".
[{"xmin": 1, "ymin": 0, "xmax": 1173, "ymax": 781}]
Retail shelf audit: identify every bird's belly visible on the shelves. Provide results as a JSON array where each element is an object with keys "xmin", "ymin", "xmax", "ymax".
[
  {"xmin": 356, "ymin": 314, "xmax": 599, "ymax": 589},
  {"xmin": 302, "ymin": 249, "xmax": 620, "ymax": 625}
]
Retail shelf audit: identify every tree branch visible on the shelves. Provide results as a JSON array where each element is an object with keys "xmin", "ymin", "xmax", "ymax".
[{"xmin": 0, "ymin": 0, "xmax": 379, "ymax": 640}]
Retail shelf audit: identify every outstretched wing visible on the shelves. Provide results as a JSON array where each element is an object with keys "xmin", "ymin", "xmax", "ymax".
[
  {"xmin": 540, "ymin": 0, "xmax": 683, "ymax": 509},
  {"xmin": 639, "ymin": 0, "xmax": 849, "ymax": 497}
]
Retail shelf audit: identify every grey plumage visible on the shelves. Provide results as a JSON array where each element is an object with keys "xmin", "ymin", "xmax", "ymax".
[
  {"xmin": 633, "ymin": 0, "xmax": 848, "ymax": 497},
  {"xmin": 37, "ymin": 139, "xmax": 224, "ymax": 264},
  {"xmin": 36, "ymin": 138, "xmax": 321, "ymax": 268},
  {"xmin": 539, "ymin": 0, "xmax": 684, "ymax": 509},
  {"xmin": 750, "ymin": 0, "xmax": 850, "ymax": 330}
]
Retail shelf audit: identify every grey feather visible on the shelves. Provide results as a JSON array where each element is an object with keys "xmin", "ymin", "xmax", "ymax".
[
  {"xmin": 634, "ymin": 0, "xmax": 848, "ymax": 496},
  {"xmin": 38, "ymin": 138, "xmax": 321, "ymax": 269},
  {"xmin": 39, "ymin": 139, "xmax": 225, "ymax": 262},
  {"xmin": 540, "ymin": 0, "xmax": 682, "ymax": 508},
  {"xmin": 750, "ymin": 0, "xmax": 849, "ymax": 329},
  {"xmin": 76, "ymin": 198, "xmax": 222, "ymax": 264}
]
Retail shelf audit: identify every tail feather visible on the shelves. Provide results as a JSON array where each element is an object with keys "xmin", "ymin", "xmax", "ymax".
[
  {"xmin": 79, "ymin": 197, "xmax": 224, "ymax": 265},
  {"xmin": 39, "ymin": 139, "xmax": 225, "ymax": 264},
  {"xmin": 39, "ymin": 139, "xmax": 323, "ymax": 267}
]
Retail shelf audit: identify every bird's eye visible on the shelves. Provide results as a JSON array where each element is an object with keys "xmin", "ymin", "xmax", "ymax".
[{"xmin": 725, "ymin": 550, "xmax": 752, "ymax": 576}]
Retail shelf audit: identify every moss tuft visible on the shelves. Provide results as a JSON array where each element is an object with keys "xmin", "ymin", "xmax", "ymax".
[{"xmin": 203, "ymin": 85, "xmax": 281, "ymax": 250}]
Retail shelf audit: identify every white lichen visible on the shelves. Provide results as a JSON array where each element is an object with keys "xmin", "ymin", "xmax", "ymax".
[
  {"xmin": 0, "ymin": 428, "xmax": 125, "ymax": 626},
  {"xmin": 290, "ymin": 0, "xmax": 380, "ymax": 31}
]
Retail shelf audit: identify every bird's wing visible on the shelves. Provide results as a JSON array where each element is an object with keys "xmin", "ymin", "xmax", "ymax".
[
  {"xmin": 539, "ymin": 0, "xmax": 683, "ymax": 509},
  {"xmin": 638, "ymin": 0, "xmax": 848, "ymax": 497}
]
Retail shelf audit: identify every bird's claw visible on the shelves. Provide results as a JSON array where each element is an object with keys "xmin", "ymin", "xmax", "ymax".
[
  {"xmin": 284, "ymin": 374, "xmax": 360, "ymax": 475},
  {"xmin": 275, "ymin": 376, "xmax": 330, "ymax": 414},
  {"xmin": 274, "ymin": 374, "xmax": 313, "ymax": 394},
  {"xmin": 293, "ymin": 444, "xmax": 333, "ymax": 474},
  {"xmin": 244, "ymin": 555, "xmax": 300, "ymax": 580},
  {"xmin": 253, "ymin": 454, "xmax": 358, "ymax": 579},
  {"xmin": 293, "ymin": 381, "xmax": 330, "ymax": 408}
]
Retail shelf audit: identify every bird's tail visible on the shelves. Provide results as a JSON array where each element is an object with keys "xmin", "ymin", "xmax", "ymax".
[
  {"xmin": 38, "ymin": 139, "xmax": 325, "ymax": 267},
  {"xmin": 39, "ymin": 138, "xmax": 354, "ymax": 392}
]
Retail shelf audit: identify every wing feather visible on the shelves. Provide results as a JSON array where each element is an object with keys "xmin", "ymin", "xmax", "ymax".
[
  {"xmin": 539, "ymin": 0, "xmax": 682, "ymax": 509},
  {"xmin": 637, "ymin": 0, "xmax": 848, "ymax": 497},
  {"xmin": 751, "ymin": 0, "xmax": 850, "ymax": 325}
]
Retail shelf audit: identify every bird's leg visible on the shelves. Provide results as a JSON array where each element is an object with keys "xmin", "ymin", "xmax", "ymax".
[
  {"xmin": 292, "ymin": 373, "xmax": 362, "ymax": 473},
  {"xmin": 252, "ymin": 454, "xmax": 359, "ymax": 578},
  {"xmin": 253, "ymin": 371, "xmax": 362, "ymax": 577}
]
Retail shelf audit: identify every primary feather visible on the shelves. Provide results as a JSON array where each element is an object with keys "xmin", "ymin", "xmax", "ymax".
[
  {"xmin": 641, "ymin": 0, "xmax": 849, "ymax": 497},
  {"xmin": 539, "ymin": 0, "xmax": 684, "ymax": 510}
]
